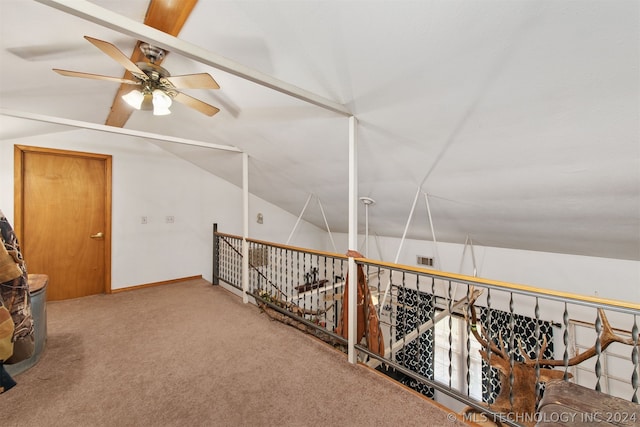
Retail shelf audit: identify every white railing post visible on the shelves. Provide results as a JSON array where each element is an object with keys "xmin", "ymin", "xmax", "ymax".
[
  {"xmin": 348, "ymin": 116, "xmax": 358, "ymax": 364},
  {"xmin": 242, "ymin": 152, "xmax": 250, "ymax": 303}
]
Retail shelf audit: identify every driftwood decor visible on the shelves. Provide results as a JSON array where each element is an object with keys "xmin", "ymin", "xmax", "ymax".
[
  {"xmin": 463, "ymin": 288, "xmax": 637, "ymax": 427},
  {"xmin": 334, "ymin": 251, "xmax": 385, "ymax": 357},
  {"xmin": 254, "ymin": 290, "xmax": 344, "ymax": 348}
]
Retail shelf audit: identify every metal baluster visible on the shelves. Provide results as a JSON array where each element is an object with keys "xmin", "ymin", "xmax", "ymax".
[
  {"xmin": 229, "ymin": 239, "xmax": 233, "ymax": 284},
  {"xmin": 390, "ymin": 269, "xmax": 398, "ymax": 360},
  {"xmin": 632, "ymin": 315, "xmax": 639, "ymax": 403},
  {"xmin": 257, "ymin": 243, "xmax": 262, "ymax": 291},
  {"xmin": 311, "ymin": 253, "xmax": 316, "ymax": 321},
  {"xmin": 230, "ymin": 238, "xmax": 234, "ymax": 285},
  {"xmin": 299, "ymin": 250, "xmax": 305, "ymax": 319},
  {"xmin": 377, "ymin": 266, "xmax": 382, "ymax": 312},
  {"xmin": 238, "ymin": 239, "xmax": 242, "ymax": 287},
  {"xmin": 562, "ymin": 303, "xmax": 570, "ymax": 380},
  {"xmin": 276, "ymin": 248, "xmax": 287, "ymax": 298},
  {"xmin": 337, "ymin": 259, "xmax": 344, "ymax": 331},
  {"xmin": 486, "ymin": 288, "xmax": 493, "ymax": 405},
  {"xmin": 321, "ymin": 255, "xmax": 327, "ymax": 330},
  {"xmin": 508, "ymin": 292, "xmax": 515, "ymax": 411},
  {"xmin": 466, "ymin": 284, "xmax": 472, "ymax": 397},
  {"xmin": 248, "ymin": 242, "xmax": 254, "ymax": 292},
  {"xmin": 263, "ymin": 244, "xmax": 268, "ymax": 291},
  {"xmin": 428, "ymin": 276, "xmax": 435, "ymax": 392},
  {"xmin": 270, "ymin": 244, "xmax": 278, "ymax": 296},
  {"xmin": 226, "ymin": 239, "xmax": 230, "ymax": 284},
  {"xmin": 534, "ymin": 297, "xmax": 541, "ymax": 404},
  {"xmin": 253, "ymin": 242, "xmax": 258, "ymax": 292},
  {"xmin": 334, "ymin": 258, "xmax": 340, "ymax": 330},
  {"xmin": 415, "ymin": 274, "xmax": 422, "ymax": 381},
  {"xmin": 219, "ymin": 240, "xmax": 224, "ymax": 282},
  {"xmin": 233, "ymin": 240, "xmax": 237, "ymax": 285},
  {"xmin": 224, "ymin": 240, "xmax": 229, "ymax": 284},
  {"xmin": 388, "ymin": 268, "xmax": 395, "ymax": 361},
  {"xmin": 401, "ymin": 271, "xmax": 407, "ymax": 368},
  {"xmin": 595, "ymin": 310, "xmax": 603, "ymax": 392},
  {"xmin": 284, "ymin": 249, "xmax": 294, "ymax": 301}
]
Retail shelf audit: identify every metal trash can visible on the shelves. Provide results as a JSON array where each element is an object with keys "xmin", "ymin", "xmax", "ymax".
[{"xmin": 5, "ymin": 274, "xmax": 48, "ymax": 376}]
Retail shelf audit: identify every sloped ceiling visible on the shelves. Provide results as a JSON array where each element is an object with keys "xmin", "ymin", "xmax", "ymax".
[{"xmin": 1, "ymin": 0, "xmax": 638, "ymax": 261}]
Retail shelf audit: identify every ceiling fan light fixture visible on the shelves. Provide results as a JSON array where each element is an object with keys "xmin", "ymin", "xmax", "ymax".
[
  {"xmin": 152, "ymin": 89, "xmax": 172, "ymax": 116},
  {"xmin": 122, "ymin": 89, "xmax": 144, "ymax": 110}
]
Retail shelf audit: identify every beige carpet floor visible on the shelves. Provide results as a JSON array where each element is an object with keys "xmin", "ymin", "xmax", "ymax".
[{"xmin": 1, "ymin": 278, "xmax": 468, "ymax": 427}]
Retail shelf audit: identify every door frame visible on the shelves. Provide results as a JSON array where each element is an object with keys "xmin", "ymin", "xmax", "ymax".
[{"xmin": 14, "ymin": 144, "xmax": 113, "ymax": 294}]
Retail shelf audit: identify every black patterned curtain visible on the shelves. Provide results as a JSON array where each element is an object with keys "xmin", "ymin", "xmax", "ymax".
[
  {"xmin": 479, "ymin": 307, "xmax": 554, "ymax": 403},
  {"xmin": 392, "ymin": 286, "xmax": 436, "ymax": 398}
]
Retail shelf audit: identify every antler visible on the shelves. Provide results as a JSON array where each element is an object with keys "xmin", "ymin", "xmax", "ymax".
[
  {"xmin": 518, "ymin": 335, "xmax": 550, "ymax": 364},
  {"xmin": 466, "ymin": 287, "xmax": 510, "ymax": 360},
  {"xmin": 527, "ymin": 308, "xmax": 636, "ymax": 367}
]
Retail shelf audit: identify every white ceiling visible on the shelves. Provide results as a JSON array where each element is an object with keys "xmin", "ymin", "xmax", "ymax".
[{"xmin": 1, "ymin": 0, "xmax": 638, "ymax": 261}]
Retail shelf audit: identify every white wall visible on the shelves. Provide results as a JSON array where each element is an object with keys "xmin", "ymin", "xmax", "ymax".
[
  {"xmin": 2, "ymin": 124, "xmax": 637, "ymax": 301},
  {"xmin": 0, "ymin": 126, "xmax": 326, "ymax": 290},
  {"xmin": 329, "ymin": 232, "xmax": 640, "ymax": 304}
]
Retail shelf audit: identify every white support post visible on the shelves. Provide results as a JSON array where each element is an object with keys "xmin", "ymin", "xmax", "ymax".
[
  {"xmin": 348, "ymin": 116, "xmax": 358, "ymax": 364},
  {"xmin": 242, "ymin": 152, "xmax": 250, "ymax": 303}
]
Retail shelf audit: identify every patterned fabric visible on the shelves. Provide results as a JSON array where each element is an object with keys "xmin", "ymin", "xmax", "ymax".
[
  {"xmin": 394, "ymin": 286, "xmax": 435, "ymax": 398},
  {"xmin": 0, "ymin": 210, "xmax": 34, "ymax": 364},
  {"xmin": 479, "ymin": 307, "xmax": 554, "ymax": 403},
  {"xmin": 0, "ymin": 304, "xmax": 14, "ymax": 360},
  {"xmin": 0, "ymin": 362, "xmax": 17, "ymax": 393},
  {"xmin": 0, "ymin": 243, "xmax": 22, "ymax": 284}
]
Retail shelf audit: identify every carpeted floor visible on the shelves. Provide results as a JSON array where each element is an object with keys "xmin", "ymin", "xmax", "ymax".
[{"xmin": 1, "ymin": 278, "xmax": 468, "ymax": 426}]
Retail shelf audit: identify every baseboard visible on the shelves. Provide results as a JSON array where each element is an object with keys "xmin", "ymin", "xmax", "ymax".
[{"xmin": 111, "ymin": 275, "xmax": 204, "ymax": 293}]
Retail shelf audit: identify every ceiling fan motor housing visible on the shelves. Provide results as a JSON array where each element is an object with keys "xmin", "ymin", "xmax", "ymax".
[{"xmin": 139, "ymin": 42, "xmax": 165, "ymax": 63}]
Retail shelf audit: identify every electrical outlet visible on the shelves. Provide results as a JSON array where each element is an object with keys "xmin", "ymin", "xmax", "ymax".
[
  {"xmin": 166, "ymin": 215, "xmax": 175, "ymax": 223},
  {"xmin": 141, "ymin": 216, "xmax": 148, "ymax": 224}
]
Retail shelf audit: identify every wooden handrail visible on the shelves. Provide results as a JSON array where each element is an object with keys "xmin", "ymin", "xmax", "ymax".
[
  {"xmin": 358, "ymin": 258, "xmax": 640, "ymax": 312},
  {"xmin": 244, "ymin": 236, "xmax": 348, "ymax": 260},
  {"xmin": 215, "ymin": 232, "xmax": 640, "ymax": 313}
]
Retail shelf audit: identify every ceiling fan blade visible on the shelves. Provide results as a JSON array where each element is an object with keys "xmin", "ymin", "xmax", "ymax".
[
  {"xmin": 173, "ymin": 92, "xmax": 220, "ymax": 117},
  {"xmin": 165, "ymin": 73, "xmax": 220, "ymax": 89},
  {"xmin": 84, "ymin": 36, "xmax": 146, "ymax": 78},
  {"xmin": 53, "ymin": 69, "xmax": 139, "ymax": 85}
]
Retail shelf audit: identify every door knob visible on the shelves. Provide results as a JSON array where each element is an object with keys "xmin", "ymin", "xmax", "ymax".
[{"xmin": 90, "ymin": 232, "xmax": 104, "ymax": 239}]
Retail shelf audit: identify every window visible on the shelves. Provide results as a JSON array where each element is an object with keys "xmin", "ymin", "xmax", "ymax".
[{"xmin": 433, "ymin": 312, "xmax": 484, "ymax": 400}]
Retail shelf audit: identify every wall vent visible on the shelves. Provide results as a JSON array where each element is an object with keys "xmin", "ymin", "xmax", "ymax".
[
  {"xmin": 416, "ymin": 255, "xmax": 434, "ymax": 267},
  {"xmin": 249, "ymin": 247, "xmax": 269, "ymax": 267}
]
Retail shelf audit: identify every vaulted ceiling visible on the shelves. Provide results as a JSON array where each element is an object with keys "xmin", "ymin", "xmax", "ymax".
[{"xmin": 1, "ymin": 0, "xmax": 638, "ymax": 261}]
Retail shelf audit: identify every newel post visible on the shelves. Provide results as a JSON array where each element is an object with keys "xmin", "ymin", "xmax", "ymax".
[{"xmin": 212, "ymin": 223, "xmax": 219, "ymax": 285}]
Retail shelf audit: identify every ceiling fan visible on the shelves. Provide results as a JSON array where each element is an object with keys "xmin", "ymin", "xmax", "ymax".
[{"xmin": 53, "ymin": 36, "xmax": 220, "ymax": 117}]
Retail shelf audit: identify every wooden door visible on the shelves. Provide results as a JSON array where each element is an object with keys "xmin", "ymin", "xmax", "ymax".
[{"xmin": 14, "ymin": 145, "xmax": 112, "ymax": 301}]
